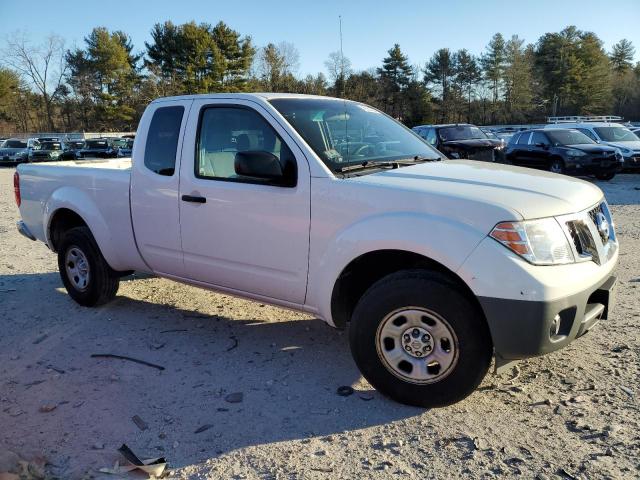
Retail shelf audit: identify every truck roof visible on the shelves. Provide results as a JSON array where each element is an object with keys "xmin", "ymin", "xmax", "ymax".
[{"xmin": 150, "ymin": 92, "xmax": 344, "ymax": 104}]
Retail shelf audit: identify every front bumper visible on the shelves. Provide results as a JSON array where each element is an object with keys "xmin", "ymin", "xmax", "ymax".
[
  {"xmin": 622, "ymin": 155, "xmax": 640, "ymax": 170},
  {"xmin": 478, "ymin": 274, "xmax": 616, "ymax": 361},
  {"xmin": 567, "ymin": 156, "xmax": 623, "ymax": 175}
]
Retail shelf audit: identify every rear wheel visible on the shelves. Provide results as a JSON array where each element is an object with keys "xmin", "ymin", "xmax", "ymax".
[
  {"xmin": 57, "ymin": 226, "xmax": 119, "ymax": 306},
  {"xmin": 349, "ymin": 269, "xmax": 492, "ymax": 407},
  {"xmin": 549, "ymin": 158, "xmax": 565, "ymax": 174}
]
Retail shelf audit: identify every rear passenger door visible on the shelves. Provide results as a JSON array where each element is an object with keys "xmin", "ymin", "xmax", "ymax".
[
  {"xmin": 178, "ymin": 99, "xmax": 311, "ymax": 304},
  {"xmin": 130, "ymin": 100, "xmax": 192, "ymax": 276}
]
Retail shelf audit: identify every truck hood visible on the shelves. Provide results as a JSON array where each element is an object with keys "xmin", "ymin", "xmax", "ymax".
[{"xmin": 353, "ymin": 160, "xmax": 603, "ymax": 219}]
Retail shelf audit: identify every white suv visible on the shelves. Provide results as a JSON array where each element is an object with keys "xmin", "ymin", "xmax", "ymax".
[{"xmin": 545, "ymin": 122, "xmax": 640, "ymax": 170}]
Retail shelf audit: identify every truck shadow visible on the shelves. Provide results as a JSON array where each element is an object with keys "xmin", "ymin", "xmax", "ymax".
[{"xmin": 0, "ymin": 272, "xmax": 424, "ymax": 474}]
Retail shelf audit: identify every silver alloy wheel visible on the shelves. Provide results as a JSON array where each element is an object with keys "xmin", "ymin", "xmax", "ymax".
[
  {"xmin": 550, "ymin": 161, "xmax": 563, "ymax": 173},
  {"xmin": 376, "ymin": 307, "xmax": 459, "ymax": 384},
  {"xmin": 65, "ymin": 246, "xmax": 90, "ymax": 292}
]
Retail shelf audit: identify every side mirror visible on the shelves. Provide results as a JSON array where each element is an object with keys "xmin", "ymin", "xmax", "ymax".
[{"xmin": 235, "ymin": 151, "xmax": 295, "ymax": 186}]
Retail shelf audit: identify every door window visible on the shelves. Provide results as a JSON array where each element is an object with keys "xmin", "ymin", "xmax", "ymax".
[
  {"xmin": 576, "ymin": 128, "xmax": 598, "ymax": 142},
  {"xmin": 531, "ymin": 132, "xmax": 550, "ymax": 146},
  {"xmin": 517, "ymin": 132, "xmax": 532, "ymax": 145},
  {"xmin": 425, "ymin": 128, "xmax": 437, "ymax": 146},
  {"xmin": 196, "ymin": 107, "xmax": 295, "ymax": 185},
  {"xmin": 144, "ymin": 106, "xmax": 185, "ymax": 176}
]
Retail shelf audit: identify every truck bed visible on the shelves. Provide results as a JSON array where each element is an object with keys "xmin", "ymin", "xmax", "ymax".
[{"xmin": 17, "ymin": 157, "xmax": 147, "ymax": 272}]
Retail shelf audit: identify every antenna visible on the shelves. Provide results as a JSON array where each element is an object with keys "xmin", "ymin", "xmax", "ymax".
[{"xmin": 339, "ymin": 15, "xmax": 344, "ymax": 97}]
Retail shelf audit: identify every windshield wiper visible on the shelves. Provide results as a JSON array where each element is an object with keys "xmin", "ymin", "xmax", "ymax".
[
  {"xmin": 336, "ymin": 160, "xmax": 400, "ymax": 173},
  {"xmin": 395, "ymin": 155, "xmax": 441, "ymax": 164}
]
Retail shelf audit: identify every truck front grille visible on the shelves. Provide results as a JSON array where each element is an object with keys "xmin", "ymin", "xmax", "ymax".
[{"xmin": 562, "ymin": 202, "xmax": 616, "ymax": 266}]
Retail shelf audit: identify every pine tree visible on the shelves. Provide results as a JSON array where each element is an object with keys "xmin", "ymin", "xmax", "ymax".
[
  {"xmin": 480, "ymin": 33, "xmax": 506, "ymax": 110},
  {"xmin": 424, "ymin": 48, "xmax": 456, "ymax": 122},
  {"xmin": 454, "ymin": 49, "xmax": 481, "ymax": 122},
  {"xmin": 377, "ymin": 44, "xmax": 413, "ymax": 118},
  {"xmin": 610, "ymin": 39, "xmax": 635, "ymax": 73},
  {"xmin": 503, "ymin": 35, "xmax": 534, "ymax": 122}
]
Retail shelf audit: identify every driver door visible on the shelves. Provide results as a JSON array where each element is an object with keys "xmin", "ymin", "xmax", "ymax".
[{"xmin": 178, "ymin": 99, "xmax": 311, "ymax": 304}]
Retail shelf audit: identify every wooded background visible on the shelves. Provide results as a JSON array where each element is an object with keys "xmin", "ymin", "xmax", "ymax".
[{"xmin": 0, "ymin": 22, "xmax": 637, "ymax": 134}]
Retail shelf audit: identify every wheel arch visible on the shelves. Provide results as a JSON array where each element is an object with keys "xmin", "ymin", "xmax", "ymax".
[{"xmin": 329, "ymin": 249, "xmax": 487, "ymax": 330}]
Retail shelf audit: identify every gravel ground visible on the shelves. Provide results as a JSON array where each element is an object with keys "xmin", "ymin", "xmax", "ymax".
[{"xmin": 0, "ymin": 167, "xmax": 638, "ymax": 480}]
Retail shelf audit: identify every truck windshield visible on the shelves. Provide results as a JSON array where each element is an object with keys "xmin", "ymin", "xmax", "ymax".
[
  {"xmin": 269, "ymin": 98, "xmax": 441, "ymax": 173},
  {"xmin": 593, "ymin": 127, "xmax": 638, "ymax": 142},
  {"xmin": 41, "ymin": 142, "xmax": 62, "ymax": 150},
  {"xmin": 86, "ymin": 140, "xmax": 108, "ymax": 149},
  {"xmin": 438, "ymin": 125, "xmax": 487, "ymax": 141}
]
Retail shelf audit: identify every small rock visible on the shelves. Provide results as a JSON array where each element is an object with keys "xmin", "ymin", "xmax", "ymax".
[
  {"xmin": 473, "ymin": 437, "xmax": 489, "ymax": 450},
  {"xmin": 225, "ymin": 392, "xmax": 243, "ymax": 403},
  {"xmin": 159, "ymin": 433, "xmax": 167, "ymax": 439},
  {"xmin": 92, "ymin": 442, "xmax": 104, "ymax": 450},
  {"xmin": 39, "ymin": 404, "xmax": 57, "ymax": 413}
]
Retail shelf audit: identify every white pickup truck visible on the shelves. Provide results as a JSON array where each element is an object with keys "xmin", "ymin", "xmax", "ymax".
[{"xmin": 15, "ymin": 93, "xmax": 618, "ymax": 407}]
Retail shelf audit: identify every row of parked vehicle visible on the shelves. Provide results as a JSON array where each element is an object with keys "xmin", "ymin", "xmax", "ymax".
[
  {"xmin": 412, "ymin": 116, "xmax": 640, "ymax": 181},
  {"xmin": 0, "ymin": 136, "xmax": 134, "ymax": 166}
]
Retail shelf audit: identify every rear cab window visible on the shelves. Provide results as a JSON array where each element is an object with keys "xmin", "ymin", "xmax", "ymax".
[{"xmin": 144, "ymin": 105, "xmax": 185, "ymax": 176}]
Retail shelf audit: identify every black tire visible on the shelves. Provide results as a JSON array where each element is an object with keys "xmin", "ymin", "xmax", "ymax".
[
  {"xmin": 349, "ymin": 269, "xmax": 492, "ymax": 408},
  {"xmin": 549, "ymin": 158, "xmax": 565, "ymax": 174},
  {"xmin": 57, "ymin": 226, "xmax": 119, "ymax": 307},
  {"xmin": 595, "ymin": 172, "xmax": 615, "ymax": 181}
]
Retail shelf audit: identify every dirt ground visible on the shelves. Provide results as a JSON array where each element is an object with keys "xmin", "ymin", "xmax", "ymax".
[{"xmin": 0, "ymin": 167, "xmax": 638, "ymax": 480}]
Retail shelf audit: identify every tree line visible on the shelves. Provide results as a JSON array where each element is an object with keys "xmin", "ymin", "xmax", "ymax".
[{"xmin": 0, "ymin": 22, "xmax": 638, "ymax": 134}]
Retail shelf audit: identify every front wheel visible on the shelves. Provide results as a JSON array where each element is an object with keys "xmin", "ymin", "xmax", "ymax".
[
  {"xmin": 595, "ymin": 172, "xmax": 615, "ymax": 181},
  {"xmin": 549, "ymin": 158, "xmax": 565, "ymax": 174},
  {"xmin": 57, "ymin": 226, "xmax": 119, "ymax": 306},
  {"xmin": 349, "ymin": 270, "xmax": 492, "ymax": 408}
]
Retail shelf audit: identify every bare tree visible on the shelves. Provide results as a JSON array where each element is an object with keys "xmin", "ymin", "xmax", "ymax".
[
  {"xmin": 324, "ymin": 51, "xmax": 352, "ymax": 83},
  {"xmin": 3, "ymin": 33, "xmax": 68, "ymax": 131}
]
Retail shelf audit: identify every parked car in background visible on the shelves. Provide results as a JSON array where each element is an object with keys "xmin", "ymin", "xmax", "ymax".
[
  {"xmin": 117, "ymin": 138, "xmax": 134, "ymax": 157},
  {"xmin": 413, "ymin": 123, "xmax": 505, "ymax": 162},
  {"xmin": 545, "ymin": 121, "xmax": 640, "ymax": 171},
  {"xmin": 61, "ymin": 140, "xmax": 86, "ymax": 160},
  {"xmin": 14, "ymin": 93, "xmax": 619, "ymax": 408},
  {"xmin": 30, "ymin": 141, "xmax": 67, "ymax": 162},
  {"xmin": 37, "ymin": 136, "xmax": 61, "ymax": 144},
  {"xmin": 77, "ymin": 138, "xmax": 118, "ymax": 158},
  {"xmin": 506, "ymin": 129, "xmax": 623, "ymax": 180},
  {"xmin": 0, "ymin": 138, "xmax": 40, "ymax": 165}
]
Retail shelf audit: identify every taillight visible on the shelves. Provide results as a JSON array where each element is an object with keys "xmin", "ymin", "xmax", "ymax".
[{"xmin": 14, "ymin": 171, "xmax": 21, "ymax": 207}]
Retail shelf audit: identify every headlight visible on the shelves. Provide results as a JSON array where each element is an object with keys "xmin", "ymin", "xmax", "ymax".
[
  {"xmin": 490, "ymin": 218, "xmax": 574, "ymax": 265},
  {"xmin": 566, "ymin": 149, "xmax": 586, "ymax": 157}
]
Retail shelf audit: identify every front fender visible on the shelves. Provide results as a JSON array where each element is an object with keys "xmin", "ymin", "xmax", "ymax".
[{"xmin": 306, "ymin": 212, "xmax": 487, "ymax": 325}]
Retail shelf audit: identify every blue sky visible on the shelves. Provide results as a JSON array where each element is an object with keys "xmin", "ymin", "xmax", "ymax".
[{"xmin": 1, "ymin": 0, "xmax": 638, "ymax": 75}]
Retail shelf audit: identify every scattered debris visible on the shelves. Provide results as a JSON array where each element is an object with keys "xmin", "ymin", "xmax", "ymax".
[
  {"xmin": 358, "ymin": 392, "xmax": 375, "ymax": 401},
  {"xmin": 159, "ymin": 329, "xmax": 188, "ymax": 334},
  {"xmin": 225, "ymin": 392, "xmax": 243, "ymax": 403},
  {"xmin": 150, "ymin": 343, "xmax": 165, "ymax": 350},
  {"xmin": 99, "ymin": 444, "xmax": 167, "ymax": 478},
  {"xmin": 47, "ymin": 365, "xmax": 65, "ymax": 374},
  {"xmin": 132, "ymin": 415, "xmax": 149, "ymax": 431},
  {"xmin": 194, "ymin": 424, "xmax": 213, "ymax": 434},
  {"xmin": 32, "ymin": 334, "xmax": 48, "ymax": 345},
  {"xmin": 336, "ymin": 386, "xmax": 354, "ymax": 397},
  {"xmin": 620, "ymin": 385, "xmax": 633, "ymax": 397},
  {"xmin": 92, "ymin": 442, "xmax": 105, "ymax": 450},
  {"xmin": 39, "ymin": 404, "xmax": 57, "ymax": 413},
  {"xmin": 90, "ymin": 354, "xmax": 165, "ymax": 371},
  {"xmin": 226, "ymin": 335, "xmax": 238, "ymax": 352}
]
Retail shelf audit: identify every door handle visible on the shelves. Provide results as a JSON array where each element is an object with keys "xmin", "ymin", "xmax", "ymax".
[{"xmin": 181, "ymin": 194, "xmax": 206, "ymax": 203}]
